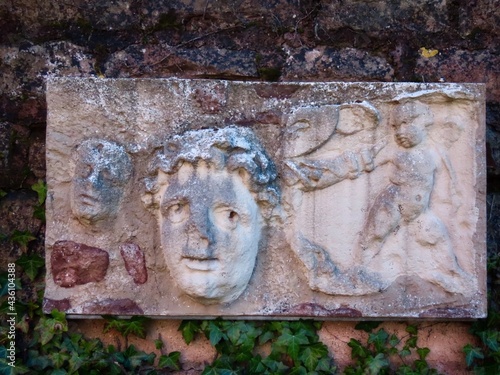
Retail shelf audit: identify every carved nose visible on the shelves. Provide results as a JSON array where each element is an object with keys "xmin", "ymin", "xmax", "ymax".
[
  {"xmin": 190, "ymin": 209, "xmax": 213, "ymax": 239},
  {"xmin": 183, "ymin": 210, "xmax": 215, "ymax": 259},
  {"xmin": 81, "ymin": 170, "xmax": 102, "ymax": 190}
]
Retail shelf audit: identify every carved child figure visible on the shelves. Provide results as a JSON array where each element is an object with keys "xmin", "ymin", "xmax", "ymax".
[
  {"xmin": 360, "ymin": 101, "xmax": 468, "ymax": 293},
  {"xmin": 144, "ymin": 127, "xmax": 279, "ymax": 305}
]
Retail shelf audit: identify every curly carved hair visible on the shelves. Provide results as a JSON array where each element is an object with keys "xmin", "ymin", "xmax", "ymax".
[{"xmin": 142, "ymin": 126, "xmax": 280, "ymax": 218}]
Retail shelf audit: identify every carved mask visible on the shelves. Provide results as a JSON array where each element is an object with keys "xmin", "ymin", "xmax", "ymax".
[
  {"xmin": 159, "ymin": 161, "xmax": 263, "ymax": 304},
  {"xmin": 71, "ymin": 140, "xmax": 132, "ymax": 225}
]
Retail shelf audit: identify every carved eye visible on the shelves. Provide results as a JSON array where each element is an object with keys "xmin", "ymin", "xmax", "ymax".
[
  {"xmin": 101, "ymin": 168, "xmax": 113, "ymax": 181},
  {"xmin": 213, "ymin": 207, "xmax": 240, "ymax": 230},
  {"xmin": 165, "ymin": 202, "xmax": 189, "ymax": 223},
  {"xmin": 78, "ymin": 164, "xmax": 93, "ymax": 178}
]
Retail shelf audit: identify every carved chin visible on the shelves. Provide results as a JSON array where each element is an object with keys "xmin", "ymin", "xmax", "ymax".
[
  {"xmin": 187, "ymin": 289, "xmax": 243, "ymax": 305},
  {"xmin": 72, "ymin": 205, "xmax": 112, "ymax": 225},
  {"xmin": 177, "ymin": 273, "xmax": 248, "ymax": 305}
]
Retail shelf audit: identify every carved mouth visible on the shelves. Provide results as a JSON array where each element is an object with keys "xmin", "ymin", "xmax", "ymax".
[
  {"xmin": 78, "ymin": 194, "xmax": 99, "ymax": 206},
  {"xmin": 182, "ymin": 257, "xmax": 219, "ymax": 271},
  {"xmin": 396, "ymin": 136, "xmax": 411, "ymax": 147}
]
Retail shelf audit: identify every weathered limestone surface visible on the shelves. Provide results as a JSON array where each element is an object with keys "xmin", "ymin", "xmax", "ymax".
[{"xmin": 45, "ymin": 77, "xmax": 486, "ymax": 319}]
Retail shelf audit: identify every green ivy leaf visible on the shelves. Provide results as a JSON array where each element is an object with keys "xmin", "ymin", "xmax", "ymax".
[
  {"xmin": 249, "ymin": 355, "xmax": 267, "ymax": 373},
  {"xmin": 0, "ymin": 190, "xmax": 6, "ymax": 199},
  {"xmin": 126, "ymin": 349, "xmax": 155, "ymax": 369},
  {"xmin": 405, "ymin": 336, "xmax": 418, "ymax": 349},
  {"xmin": 212, "ymin": 355, "xmax": 232, "ymax": 369},
  {"xmin": 235, "ymin": 325, "xmax": 259, "ymax": 352},
  {"xmin": 299, "ymin": 342, "xmax": 329, "ymax": 371},
  {"xmin": 81, "ymin": 338, "xmax": 102, "ymax": 356},
  {"xmin": 10, "ymin": 231, "xmax": 36, "ymax": 250},
  {"xmin": 208, "ymin": 321, "xmax": 225, "ymax": 346},
  {"xmin": 348, "ymin": 338, "xmax": 370, "ymax": 360},
  {"xmin": 26, "ymin": 349, "xmax": 51, "ymax": 371},
  {"xmin": 202, "ymin": 365, "xmax": 238, "ymax": 375},
  {"xmin": 154, "ymin": 339, "xmax": 164, "ymax": 350},
  {"xmin": 62, "ymin": 333, "xmax": 81, "ymax": 352},
  {"xmin": 354, "ymin": 321, "xmax": 381, "ymax": 333},
  {"xmin": 33, "ymin": 205, "xmax": 45, "ymax": 222},
  {"xmin": 201, "ymin": 366, "xmax": 219, "ymax": 375},
  {"xmin": 269, "ymin": 321, "xmax": 284, "ymax": 332},
  {"xmin": 226, "ymin": 322, "xmax": 241, "ymax": 345},
  {"xmin": 368, "ymin": 329, "xmax": 389, "ymax": 352},
  {"xmin": 399, "ymin": 348, "xmax": 411, "ymax": 357},
  {"xmin": 478, "ymin": 330, "xmax": 500, "ymax": 352},
  {"xmin": 258, "ymin": 330, "xmax": 275, "ymax": 345},
  {"xmin": 119, "ymin": 345, "xmax": 149, "ymax": 368},
  {"xmin": 389, "ymin": 334, "xmax": 400, "ymax": 347},
  {"xmin": 299, "ymin": 346, "xmax": 319, "ymax": 371},
  {"xmin": 103, "ymin": 316, "xmax": 149, "ymax": 339},
  {"xmin": 51, "ymin": 309, "xmax": 66, "ymax": 322},
  {"xmin": 276, "ymin": 329, "xmax": 310, "ymax": 361},
  {"xmin": 417, "ymin": 347, "xmax": 431, "ymax": 360},
  {"xmin": 387, "ymin": 347, "xmax": 398, "ymax": 356},
  {"xmin": 15, "ymin": 254, "xmax": 44, "ymax": 281},
  {"xmin": 289, "ymin": 365, "xmax": 307, "ymax": 375},
  {"xmin": 463, "ymin": 344, "xmax": 484, "ymax": 367},
  {"xmin": 366, "ymin": 353, "xmax": 389, "ymax": 375},
  {"xmin": 234, "ymin": 351, "xmax": 253, "ymax": 362},
  {"xmin": 49, "ymin": 352, "xmax": 69, "ymax": 369},
  {"xmin": 395, "ymin": 364, "xmax": 414, "ymax": 375},
  {"xmin": 34, "ymin": 313, "xmax": 68, "ymax": 346},
  {"xmin": 290, "ymin": 320, "xmax": 319, "ymax": 339},
  {"xmin": 414, "ymin": 359, "xmax": 429, "ymax": 372},
  {"xmin": 179, "ymin": 320, "xmax": 201, "ymax": 344},
  {"xmin": 262, "ymin": 356, "xmax": 289, "ymax": 372},
  {"xmin": 125, "ymin": 316, "xmax": 150, "ymax": 339},
  {"xmin": 405, "ymin": 325, "xmax": 418, "ymax": 335},
  {"xmin": 158, "ymin": 352, "xmax": 181, "ymax": 370},
  {"xmin": 31, "ymin": 180, "xmax": 47, "ymax": 205},
  {"xmin": 316, "ymin": 357, "xmax": 335, "ymax": 372},
  {"xmin": 68, "ymin": 352, "xmax": 84, "ymax": 374}
]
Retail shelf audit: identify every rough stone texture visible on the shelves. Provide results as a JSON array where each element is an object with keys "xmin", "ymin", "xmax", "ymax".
[
  {"xmin": 120, "ymin": 242, "xmax": 148, "ymax": 285},
  {"xmin": 45, "ymin": 78, "xmax": 485, "ymax": 319},
  {"xmin": 0, "ymin": 190, "xmax": 44, "ymax": 259},
  {"xmin": 415, "ymin": 48, "xmax": 500, "ymax": 102},
  {"xmin": 79, "ymin": 298, "xmax": 144, "ymax": 315},
  {"xmin": 51, "ymin": 240, "xmax": 109, "ymax": 288},
  {"xmin": 282, "ymin": 47, "xmax": 395, "ymax": 81},
  {"xmin": 0, "ymin": 0, "xmax": 498, "ymax": 371}
]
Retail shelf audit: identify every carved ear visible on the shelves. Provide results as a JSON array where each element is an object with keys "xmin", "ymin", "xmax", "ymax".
[{"xmin": 282, "ymin": 105, "xmax": 339, "ymax": 158}]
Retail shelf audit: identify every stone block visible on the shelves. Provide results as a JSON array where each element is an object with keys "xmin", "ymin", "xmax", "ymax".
[
  {"xmin": 282, "ymin": 47, "xmax": 394, "ymax": 82},
  {"xmin": 45, "ymin": 78, "xmax": 486, "ymax": 319},
  {"xmin": 51, "ymin": 240, "xmax": 109, "ymax": 288}
]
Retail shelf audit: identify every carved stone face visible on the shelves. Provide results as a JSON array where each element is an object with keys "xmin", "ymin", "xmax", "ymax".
[
  {"xmin": 71, "ymin": 140, "xmax": 131, "ymax": 225},
  {"xmin": 393, "ymin": 121, "xmax": 425, "ymax": 148},
  {"xmin": 159, "ymin": 162, "xmax": 263, "ymax": 304},
  {"xmin": 392, "ymin": 103, "xmax": 429, "ymax": 148}
]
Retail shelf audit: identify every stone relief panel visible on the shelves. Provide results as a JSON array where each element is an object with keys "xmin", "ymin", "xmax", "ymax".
[{"xmin": 45, "ymin": 78, "xmax": 486, "ymax": 319}]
